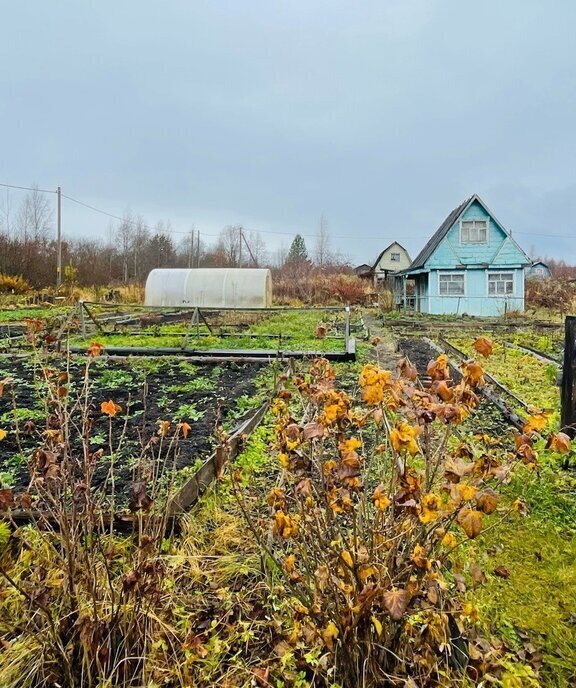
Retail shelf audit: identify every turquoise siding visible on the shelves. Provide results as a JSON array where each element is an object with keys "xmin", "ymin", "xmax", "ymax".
[
  {"xmin": 418, "ymin": 199, "xmax": 529, "ymax": 316},
  {"xmin": 425, "ymin": 201, "xmax": 528, "ymax": 270},
  {"xmin": 424, "ymin": 268, "xmax": 525, "ymax": 316}
]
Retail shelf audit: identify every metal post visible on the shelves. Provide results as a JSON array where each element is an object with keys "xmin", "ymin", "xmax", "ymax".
[
  {"xmin": 344, "ymin": 306, "xmax": 350, "ymax": 352},
  {"xmin": 79, "ymin": 300, "xmax": 86, "ymax": 337},
  {"xmin": 56, "ymin": 186, "xmax": 62, "ymax": 288},
  {"xmin": 402, "ymin": 277, "xmax": 407, "ymax": 313},
  {"xmin": 561, "ymin": 316, "xmax": 576, "ymax": 437},
  {"xmin": 196, "ymin": 231, "xmax": 200, "ymax": 268},
  {"xmin": 238, "ymin": 227, "xmax": 242, "ymax": 267},
  {"xmin": 188, "ymin": 228, "xmax": 194, "ymax": 268}
]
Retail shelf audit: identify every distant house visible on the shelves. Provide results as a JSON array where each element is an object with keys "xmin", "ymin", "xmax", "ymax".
[
  {"xmin": 354, "ymin": 263, "xmax": 374, "ymax": 280},
  {"xmin": 394, "ymin": 195, "xmax": 531, "ymax": 316},
  {"xmin": 526, "ymin": 260, "xmax": 552, "ymax": 279},
  {"xmin": 372, "ymin": 242, "xmax": 412, "ymax": 284}
]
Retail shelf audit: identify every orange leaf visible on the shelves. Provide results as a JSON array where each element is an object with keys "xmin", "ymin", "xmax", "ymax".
[
  {"xmin": 101, "ymin": 399, "xmax": 122, "ymax": 416},
  {"xmin": 523, "ymin": 414, "xmax": 547, "ymax": 433},
  {"xmin": 456, "ymin": 508, "xmax": 483, "ymax": 539},
  {"xmin": 179, "ymin": 422, "xmax": 192, "ymax": 438},
  {"xmin": 158, "ymin": 419, "xmax": 171, "ymax": 437},
  {"xmin": 473, "ymin": 337, "xmax": 494, "ymax": 358},
  {"xmin": 476, "ymin": 489, "xmax": 499, "ymax": 514},
  {"xmin": 87, "ymin": 341, "xmax": 104, "ymax": 357},
  {"xmin": 547, "ymin": 432, "xmax": 571, "ymax": 454}
]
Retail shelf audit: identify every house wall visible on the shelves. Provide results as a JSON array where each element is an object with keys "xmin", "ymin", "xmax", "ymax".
[
  {"xmin": 425, "ymin": 201, "xmax": 528, "ymax": 270},
  {"xmin": 425, "ymin": 268, "xmax": 525, "ymax": 316},
  {"xmin": 375, "ymin": 243, "xmax": 411, "ymax": 275},
  {"xmin": 419, "ymin": 199, "xmax": 528, "ymax": 315},
  {"xmin": 526, "ymin": 264, "xmax": 552, "ymax": 279}
]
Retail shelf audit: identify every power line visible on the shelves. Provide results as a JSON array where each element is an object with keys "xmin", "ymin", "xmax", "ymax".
[
  {"xmin": 0, "ymin": 182, "xmax": 56, "ymax": 194},
  {"xmin": 4, "ymin": 181, "xmax": 576, "ymax": 242}
]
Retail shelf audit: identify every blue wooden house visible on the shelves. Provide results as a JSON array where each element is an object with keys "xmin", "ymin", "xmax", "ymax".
[{"xmin": 394, "ymin": 195, "xmax": 531, "ymax": 316}]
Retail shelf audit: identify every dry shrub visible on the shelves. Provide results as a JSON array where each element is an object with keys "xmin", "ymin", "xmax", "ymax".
[
  {"xmin": 233, "ymin": 350, "xmax": 564, "ymax": 686},
  {"xmin": 0, "ymin": 337, "xmax": 194, "ymax": 687},
  {"xmin": 0, "ymin": 273, "xmax": 30, "ymax": 295},
  {"xmin": 525, "ymin": 277, "xmax": 576, "ymax": 313},
  {"xmin": 273, "ymin": 270, "xmax": 368, "ymax": 305}
]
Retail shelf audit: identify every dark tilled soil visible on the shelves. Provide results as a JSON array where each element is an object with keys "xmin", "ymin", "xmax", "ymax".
[
  {"xmin": 0, "ymin": 356, "xmax": 267, "ymax": 502},
  {"xmin": 397, "ymin": 337, "xmax": 512, "ymax": 440}
]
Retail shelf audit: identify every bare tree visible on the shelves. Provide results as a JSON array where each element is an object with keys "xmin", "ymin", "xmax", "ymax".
[
  {"xmin": 215, "ymin": 225, "xmax": 243, "ymax": 266},
  {"xmin": 242, "ymin": 230, "xmax": 268, "ymax": 267},
  {"xmin": 314, "ymin": 214, "xmax": 333, "ymax": 268},
  {"xmin": 16, "ymin": 186, "xmax": 53, "ymax": 242},
  {"xmin": 116, "ymin": 214, "xmax": 135, "ymax": 283}
]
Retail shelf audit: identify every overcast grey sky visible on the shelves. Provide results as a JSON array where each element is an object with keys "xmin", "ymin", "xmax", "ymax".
[{"xmin": 1, "ymin": 0, "xmax": 575, "ymax": 264}]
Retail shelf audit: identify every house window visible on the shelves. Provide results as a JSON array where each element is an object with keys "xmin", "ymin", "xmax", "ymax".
[
  {"xmin": 488, "ymin": 272, "xmax": 514, "ymax": 296},
  {"xmin": 461, "ymin": 220, "xmax": 487, "ymax": 243},
  {"xmin": 439, "ymin": 272, "xmax": 465, "ymax": 296},
  {"xmin": 390, "ymin": 252, "xmax": 401, "ymax": 262}
]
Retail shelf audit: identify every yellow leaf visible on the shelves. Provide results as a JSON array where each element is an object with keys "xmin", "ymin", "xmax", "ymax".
[
  {"xmin": 359, "ymin": 564, "xmax": 379, "ymax": 581},
  {"xmin": 372, "ymin": 484, "xmax": 391, "ymax": 511},
  {"xmin": 390, "ymin": 420, "xmax": 420, "ymax": 456},
  {"xmin": 0, "ymin": 429, "xmax": 7, "ymax": 441},
  {"xmin": 441, "ymin": 532, "xmax": 457, "ymax": 549},
  {"xmin": 341, "ymin": 550, "xmax": 353, "ymax": 568},
  {"xmin": 371, "ymin": 615, "xmax": 383, "ymax": 637},
  {"xmin": 419, "ymin": 493, "xmax": 441, "ymax": 523},
  {"xmin": 523, "ymin": 414, "xmax": 547, "ymax": 433},
  {"xmin": 322, "ymin": 621, "xmax": 339, "ymax": 650},
  {"xmin": 457, "ymin": 483, "xmax": 478, "ymax": 502},
  {"xmin": 284, "ymin": 554, "xmax": 296, "ymax": 573}
]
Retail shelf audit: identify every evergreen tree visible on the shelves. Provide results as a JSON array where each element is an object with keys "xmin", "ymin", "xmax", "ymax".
[{"xmin": 286, "ymin": 234, "xmax": 308, "ymax": 263}]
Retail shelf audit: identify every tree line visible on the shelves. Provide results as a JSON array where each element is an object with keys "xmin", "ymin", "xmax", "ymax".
[{"xmin": 0, "ymin": 189, "xmax": 348, "ymax": 289}]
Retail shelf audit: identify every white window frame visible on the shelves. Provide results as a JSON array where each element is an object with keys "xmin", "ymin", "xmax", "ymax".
[
  {"xmin": 460, "ymin": 219, "xmax": 488, "ymax": 244},
  {"xmin": 390, "ymin": 252, "xmax": 401, "ymax": 262},
  {"xmin": 486, "ymin": 271, "xmax": 514, "ymax": 297},
  {"xmin": 438, "ymin": 271, "xmax": 466, "ymax": 297}
]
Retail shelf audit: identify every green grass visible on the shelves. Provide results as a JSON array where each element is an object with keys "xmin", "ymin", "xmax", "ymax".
[
  {"xmin": 448, "ymin": 337, "xmax": 560, "ymax": 428},
  {"xmin": 0, "ymin": 306, "xmax": 69, "ymax": 323},
  {"xmin": 69, "ymin": 310, "xmax": 364, "ymax": 354}
]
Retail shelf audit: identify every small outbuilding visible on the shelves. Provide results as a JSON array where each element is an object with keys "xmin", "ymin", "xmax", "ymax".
[
  {"xmin": 145, "ymin": 268, "xmax": 273, "ymax": 308},
  {"xmin": 526, "ymin": 261, "xmax": 552, "ymax": 280},
  {"xmin": 373, "ymin": 242, "xmax": 412, "ymax": 284}
]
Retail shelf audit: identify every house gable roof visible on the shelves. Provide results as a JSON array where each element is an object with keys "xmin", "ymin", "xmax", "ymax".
[
  {"xmin": 372, "ymin": 241, "xmax": 410, "ymax": 270},
  {"xmin": 408, "ymin": 194, "xmax": 531, "ymax": 271}
]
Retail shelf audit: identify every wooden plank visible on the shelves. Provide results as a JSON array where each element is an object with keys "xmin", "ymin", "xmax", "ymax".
[
  {"xmin": 66, "ymin": 345, "xmax": 353, "ymax": 360},
  {"xmin": 561, "ymin": 316, "xmax": 576, "ymax": 436},
  {"xmin": 166, "ymin": 402, "xmax": 270, "ymax": 514}
]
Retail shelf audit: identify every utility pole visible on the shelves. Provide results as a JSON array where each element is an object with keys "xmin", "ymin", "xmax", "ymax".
[
  {"xmin": 196, "ymin": 230, "xmax": 200, "ymax": 268},
  {"xmin": 56, "ymin": 186, "xmax": 62, "ymax": 289},
  {"xmin": 238, "ymin": 227, "xmax": 242, "ymax": 267},
  {"xmin": 188, "ymin": 227, "xmax": 194, "ymax": 268}
]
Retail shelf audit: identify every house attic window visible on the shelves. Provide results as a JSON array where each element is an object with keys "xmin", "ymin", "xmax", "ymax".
[
  {"xmin": 391, "ymin": 252, "xmax": 401, "ymax": 262},
  {"xmin": 461, "ymin": 220, "xmax": 487, "ymax": 243}
]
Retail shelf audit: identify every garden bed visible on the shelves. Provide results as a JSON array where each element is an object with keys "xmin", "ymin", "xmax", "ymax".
[{"xmin": 0, "ymin": 353, "xmax": 271, "ymax": 507}]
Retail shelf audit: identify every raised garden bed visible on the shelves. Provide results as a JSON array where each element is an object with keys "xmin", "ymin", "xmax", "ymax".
[{"xmin": 0, "ymin": 353, "xmax": 273, "ymax": 509}]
